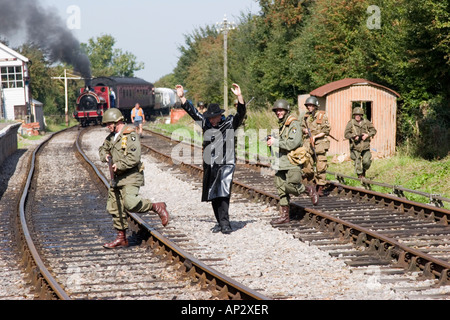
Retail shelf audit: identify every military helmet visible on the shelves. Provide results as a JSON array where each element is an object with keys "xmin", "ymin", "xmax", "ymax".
[
  {"xmin": 352, "ymin": 107, "xmax": 364, "ymax": 116},
  {"xmin": 102, "ymin": 108, "xmax": 124, "ymax": 123},
  {"xmin": 304, "ymin": 96, "xmax": 320, "ymax": 108},
  {"xmin": 272, "ymin": 99, "xmax": 290, "ymax": 112}
]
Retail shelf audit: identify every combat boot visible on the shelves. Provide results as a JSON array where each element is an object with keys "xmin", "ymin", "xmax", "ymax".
[
  {"xmin": 152, "ymin": 202, "xmax": 169, "ymax": 227},
  {"xmin": 103, "ymin": 230, "xmax": 129, "ymax": 249},
  {"xmin": 271, "ymin": 206, "xmax": 290, "ymax": 225},
  {"xmin": 317, "ymin": 185, "xmax": 324, "ymax": 197},
  {"xmin": 305, "ymin": 185, "xmax": 319, "ymax": 206}
]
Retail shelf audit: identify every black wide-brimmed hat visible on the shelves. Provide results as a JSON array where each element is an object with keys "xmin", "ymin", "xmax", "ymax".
[{"xmin": 203, "ymin": 103, "xmax": 225, "ymax": 118}]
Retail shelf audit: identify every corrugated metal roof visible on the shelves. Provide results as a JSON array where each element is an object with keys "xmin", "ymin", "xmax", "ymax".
[{"xmin": 310, "ymin": 78, "xmax": 400, "ymax": 98}]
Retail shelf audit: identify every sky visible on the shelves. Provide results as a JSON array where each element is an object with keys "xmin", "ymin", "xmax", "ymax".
[{"xmin": 35, "ymin": 0, "xmax": 261, "ymax": 83}]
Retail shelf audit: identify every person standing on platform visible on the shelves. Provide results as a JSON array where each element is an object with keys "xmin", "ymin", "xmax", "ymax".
[
  {"xmin": 175, "ymin": 83, "xmax": 246, "ymax": 234},
  {"xmin": 99, "ymin": 108, "xmax": 169, "ymax": 249},
  {"xmin": 131, "ymin": 103, "xmax": 145, "ymax": 138}
]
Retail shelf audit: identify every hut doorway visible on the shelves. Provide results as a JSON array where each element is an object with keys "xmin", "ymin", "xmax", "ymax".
[{"xmin": 351, "ymin": 101, "xmax": 373, "ymax": 121}]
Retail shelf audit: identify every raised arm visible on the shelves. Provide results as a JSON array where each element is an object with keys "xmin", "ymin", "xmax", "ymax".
[
  {"xmin": 176, "ymin": 84, "xmax": 204, "ymax": 123},
  {"xmin": 231, "ymin": 83, "xmax": 246, "ymax": 129}
]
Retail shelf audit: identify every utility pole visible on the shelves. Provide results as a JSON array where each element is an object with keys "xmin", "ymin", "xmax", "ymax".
[
  {"xmin": 51, "ymin": 69, "xmax": 83, "ymax": 126},
  {"xmin": 216, "ymin": 14, "xmax": 235, "ymax": 113}
]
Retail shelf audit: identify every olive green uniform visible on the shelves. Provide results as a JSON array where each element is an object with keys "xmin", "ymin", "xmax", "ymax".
[
  {"xmin": 99, "ymin": 125, "xmax": 152, "ymax": 231},
  {"xmin": 344, "ymin": 119, "xmax": 377, "ymax": 176},
  {"xmin": 273, "ymin": 115, "xmax": 305, "ymax": 207},
  {"xmin": 301, "ymin": 111, "xmax": 331, "ymax": 186}
]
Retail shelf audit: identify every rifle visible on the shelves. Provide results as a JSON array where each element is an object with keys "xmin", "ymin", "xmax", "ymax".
[
  {"xmin": 352, "ymin": 134, "xmax": 367, "ymax": 143},
  {"xmin": 107, "ymin": 156, "xmax": 117, "ymax": 188},
  {"xmin": 303, "ymin": 118, "xmax": 318, "ymax": 173},
  {"xmin": 264, "ymin": 135, "xmax": 274, "ymax": 157},
  {"xmin": 304, "ymin": 125, "xmax": 318, "ymax": 162},
  {"xmin": 328, "ymin": 134, "xmax": 339, "ymax": 142}
]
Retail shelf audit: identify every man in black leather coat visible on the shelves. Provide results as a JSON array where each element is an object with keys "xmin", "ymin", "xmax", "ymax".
[{"xmin": 176, "ymin": 84, "xmax": 246, "ymax": 234}]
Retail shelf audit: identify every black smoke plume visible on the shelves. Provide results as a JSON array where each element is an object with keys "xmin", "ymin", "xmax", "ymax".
[{"xmin": 0, "ymin": 0, "xmax": 91, "ymax": 78}]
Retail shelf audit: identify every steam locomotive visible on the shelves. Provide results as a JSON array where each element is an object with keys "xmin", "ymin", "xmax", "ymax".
[{"xmin": 74, "ymin": 77, "xmax": 160, "ymax": 126}]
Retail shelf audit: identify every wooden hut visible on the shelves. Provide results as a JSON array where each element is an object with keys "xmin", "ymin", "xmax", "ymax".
[{"xmin": 299, "ymin": 78, "xmax": 400, "ymax": 158}]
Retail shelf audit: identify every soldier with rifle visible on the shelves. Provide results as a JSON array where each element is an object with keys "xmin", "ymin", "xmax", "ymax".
[
  {"xmin": 99, "ymin": 108, "xmax": 169, "ymax": 249},
  {"xmin": 301, "ymin": 96, "xmax": 331, "ymax": 197},
  {"xmin": 267, "ymin": 99, "xmax": 318, "ymax": 225},
  {"xmin": 344, "ymin": 107, "xmax": 377, "ymax": 178}
]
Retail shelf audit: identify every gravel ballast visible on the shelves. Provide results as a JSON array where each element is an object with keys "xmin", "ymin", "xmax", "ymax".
[
  {"xmin": 83, "ymin": 127, "xmax": 419, "ymax": 300},
  {"xmin": 2, "ymin": 127, "xmax": 447, "ymax": 300}
]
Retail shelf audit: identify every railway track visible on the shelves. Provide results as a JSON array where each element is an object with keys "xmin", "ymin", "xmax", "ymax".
[
  {"xmin": 14, "ymin": 127, "xmax": 268, "ymax": 300},
  {"xmin": 144, "ymin": 126, "xmax": 450, "ymax": 298},
  {"xmin": 3, "ymin": 125, "xmax": 448, "ymax": 300}
]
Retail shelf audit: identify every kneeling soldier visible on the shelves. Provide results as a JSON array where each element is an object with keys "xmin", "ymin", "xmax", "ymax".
[{"xmin": 99, "ymin": 108, "xmax": 169, "ymax": 249}]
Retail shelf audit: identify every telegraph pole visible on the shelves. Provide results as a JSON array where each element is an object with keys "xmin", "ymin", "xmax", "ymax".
[
  {"xmin": 52, "ymin": 69, "xmax": 82, "ymax": 126},
  {"xmin": 216, "ymin": 14, "xmax": 235, "ymax": 112}
]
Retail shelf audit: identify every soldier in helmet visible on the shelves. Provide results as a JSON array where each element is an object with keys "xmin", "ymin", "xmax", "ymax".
[
  {"xmin": 267, "ymin": 99, "xmax": 318, "ymax": 225},
  {"xmin": 301, "ymin": 96, "xmax": 331, "ymax": 197},
  {"xmin": 197, "ymin": 101, "xmax": 206, "ymax": 114},
  {"xmin": 344, "ymin": 107, "xmax": 377, "ymax": 178},
  {"xmin": 99, "ymin": 108, "xmax": 170, "ymax": 249}
]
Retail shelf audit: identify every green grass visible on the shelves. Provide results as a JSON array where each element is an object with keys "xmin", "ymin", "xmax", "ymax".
[
  {"xmin": 17, "ymin": 119, "xmax": 77, "ymax": 148},
  {"xmin": 328, "ymin": 154, "xmax": 450, "ymax": 209}
]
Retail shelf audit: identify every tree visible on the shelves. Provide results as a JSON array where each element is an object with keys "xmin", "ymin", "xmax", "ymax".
[
  {"xmin": 173, "ymin": 26, "xmax": 222, "ymax": 104},
  {"xmin": 17, "ymin": 44, "xmax": 68, "ymax": 115},
  {"xmin": 154, "ymin": 73, "xmax": 177, "ymax": 88},
  {"xmin": 290, "ymin": 0, "xmax": 375, "ymax": 91},
  {"xmin": 81, "ymin": 34, "xmax": 144, "ymax": 77}
]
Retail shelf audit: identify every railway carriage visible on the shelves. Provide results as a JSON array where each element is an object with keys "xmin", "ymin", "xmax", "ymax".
[{"xmin": 154, "ymin": 87, "xmax": 181, "ymax": 115}]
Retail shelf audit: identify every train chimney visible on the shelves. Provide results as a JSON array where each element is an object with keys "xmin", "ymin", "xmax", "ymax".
[{"xmin": 85, "ymin": 78, "xmax": 92, "ymax": 91}]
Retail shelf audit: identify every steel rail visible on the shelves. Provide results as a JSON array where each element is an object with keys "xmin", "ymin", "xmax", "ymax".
[
  {"xmin": 328, "ymin": 181, "xmax": 450, "ymax": 225},
  {"xmin": 294, "ymin": 204, "xmax": 450, "ymax": 283},
  {"xmin": 141, "ymin": 131, "xmax": 450, "ymax": 284},
  {"xmin": 18, "ymin": 129, "xmax": 71, "ymax": 300},
  {"xmin": 76, "ymin": 128, "xmax": 268, "ymax": 300},
  {"xmin": 148, "ymin": 127, "xmax": 447, "ymax": 208},
  {"xmin": 328, "ymin": 170, "xmax": 450, "ymax": 207}
]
